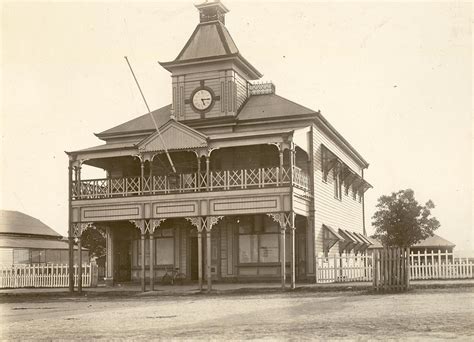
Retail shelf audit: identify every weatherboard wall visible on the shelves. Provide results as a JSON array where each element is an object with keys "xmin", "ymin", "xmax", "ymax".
[{"xmin": 311, "ymin": 123, "xmax": 365, "ymax": 259}]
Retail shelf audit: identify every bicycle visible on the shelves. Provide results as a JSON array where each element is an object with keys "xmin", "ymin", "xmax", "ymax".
[{"xmin": 161, "ymin": 267, "xmax": 186, "ymax": 285}]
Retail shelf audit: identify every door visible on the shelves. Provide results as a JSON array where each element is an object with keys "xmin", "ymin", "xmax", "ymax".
[
  {"xmin": 296, "ymin": 233, "xmax": 306, "ymax": 279},
  {"xmin": 190, "ymin": 237, "xmax": 198, "ymax": 280}
]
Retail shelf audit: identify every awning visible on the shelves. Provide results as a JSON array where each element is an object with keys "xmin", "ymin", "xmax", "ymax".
[{"xmin": 322, "ymin": 224, "xmax": 343, "ymax": 252}]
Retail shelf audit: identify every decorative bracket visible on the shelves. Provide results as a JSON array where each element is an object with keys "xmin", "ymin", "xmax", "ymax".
[
  {"xmin": 129, "ymin": 219, "xmax": 146, "ymax": 235},
  {"xmin": 266, "ymin": 212, "xmax": 294, "ymax": 230},
  {"xmin": 186, "ymin": 217, "xmax": 204, "ymax": 232},
  {"xmin": 206, "ymin": 216, "xmax": 223, "ymax": 232},
  {"xmin": 148, "ymin": 218, "xmax": 167, "ymax": 234},
  {"xmin": 186, "ymin": 216, "xmax": 224, "ymax": 233}
]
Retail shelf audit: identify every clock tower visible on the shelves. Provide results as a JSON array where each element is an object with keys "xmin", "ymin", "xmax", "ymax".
[{"xmin": 159, "ymin": 0, "xmax": 262, "ymax": 121}]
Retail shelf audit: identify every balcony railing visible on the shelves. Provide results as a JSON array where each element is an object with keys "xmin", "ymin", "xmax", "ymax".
[{"xmin": 72, "ymin": 166, "xmax": 309, "ymax": 200}]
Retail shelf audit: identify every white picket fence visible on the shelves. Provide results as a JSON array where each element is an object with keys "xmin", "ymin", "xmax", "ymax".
[
  {"xmin": 316, "ymin": 251, "xmax": 474, "ymax": 283},
  {"xmin": 0, "ymin": 263, "xmax": 95, "ymax": 289},
  {"xmin": 410, "ymin": 251, "xmax": 474, "ymax": 280},
  {"xmin": 316, "ymin": 253, "xmax": 373, "ymax": 283}
]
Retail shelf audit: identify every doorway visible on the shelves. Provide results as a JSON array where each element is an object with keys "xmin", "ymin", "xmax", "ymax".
[{"xmin": 190, "ymin": 237, "xmax": 198, "ymax": 280}]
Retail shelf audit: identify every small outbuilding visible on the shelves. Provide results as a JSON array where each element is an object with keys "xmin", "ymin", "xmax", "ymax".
[{"xmin": 0, "ymin": 210, "xmax": 88, "ymax": 265}]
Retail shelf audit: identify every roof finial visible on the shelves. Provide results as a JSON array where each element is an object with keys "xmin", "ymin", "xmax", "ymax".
[{"xmin": 195, "ymin": 0, "xmax": 229, "ymax": 25}]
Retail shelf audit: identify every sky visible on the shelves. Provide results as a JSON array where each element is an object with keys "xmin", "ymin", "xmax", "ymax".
[{"xmin": 1, "ymin": 0, "xmax": 472, "ymax": 254}]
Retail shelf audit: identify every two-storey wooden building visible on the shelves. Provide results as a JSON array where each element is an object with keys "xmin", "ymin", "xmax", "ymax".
[{"xmin": 66, "ymin": 0, "xmax": 372, "ymax": 292}]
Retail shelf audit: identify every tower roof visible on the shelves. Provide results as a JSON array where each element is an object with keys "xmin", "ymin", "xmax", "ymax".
[{"xmin": 159, "ymin": 1, "xmax": 262, "ymax": 79}]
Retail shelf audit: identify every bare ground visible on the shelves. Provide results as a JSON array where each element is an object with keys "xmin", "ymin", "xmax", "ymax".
[{"xmin": 1, "ymin": 288, "xmax": 473, "ymax": 340}]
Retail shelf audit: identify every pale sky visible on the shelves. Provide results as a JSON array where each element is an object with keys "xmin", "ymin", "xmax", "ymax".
[{"xmin": 1, "ymin": 1, "xmax": 472, "ymax": 254}]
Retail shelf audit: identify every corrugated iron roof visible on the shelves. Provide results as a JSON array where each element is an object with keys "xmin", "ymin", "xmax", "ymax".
[
  {"xmin": 96, "ymin": 105, "xmax": 172, "ymax": 138},
  {"xmin": 176, "ymin": 22, "xmax": 238, "ymax": 61},
  {"xmin": 414, "ymin": 234, "xmax": 456, "ymax": 248},
  {"xmin": 237, "ymin": 94, "xmax": 316, "ymax": 121},
  {"xmin": 367, "ymin": 234, "xmax": 455, "ymax": 249},
  {"xmin": 0, "ymin": 236, "xmax": 79, "ymax": 250},
  {"xmin": 0, "ymin": 210, "xmax": 61, "ymax": 237}
]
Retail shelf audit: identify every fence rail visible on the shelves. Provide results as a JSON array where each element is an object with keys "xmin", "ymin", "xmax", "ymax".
[
  {"xmin": 373, "ymin": 248, "xmax": 410, "ymax": 292},
  {"xmin": 410, "ymin": 251, "xmax": 474, "ymax": 280},
  {"xmin": 73, "ymin": 166, "xmax": 309, "ymax": 200},
  {"xmin": 316, "ymin": 253, "xmax": 373, "ymax": 283},
  {"xmin": 316, "ymin": 250, "xmax": 474, "ymax": 284},
  {"xmin": 0, "ymin": 263, "xmax": 96, "ymax": 289}
]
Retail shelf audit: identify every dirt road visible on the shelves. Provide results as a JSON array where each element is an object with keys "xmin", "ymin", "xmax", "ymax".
[{"xmin": 1, "ymin": 288, "xmax": 473, "ymax": 340}]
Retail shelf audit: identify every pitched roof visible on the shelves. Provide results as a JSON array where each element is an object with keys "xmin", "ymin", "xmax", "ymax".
[
  {"xmin": 367, "ymin": 234, "xmax": 455, "ymax": 249},
  {"xmin": 237, "ymin": 94, "xmax": 316, "ymax": 121},
  {"xmin": 175, "ymin": 21, "xmax": 238, "ymax": 61},
  {"xmin": 413, "ymin": 234, "xmax": 456, "ymax": 248},
  {"xmin": 159, "ymin": 21, "xmax": 262, "ymax": 79},
  {"xmin": 0, "ymin": 210, "xmax": 62, "ymax": 238},
  {"xmin": 97, "ymin": 105, "xmax": 172, "ymax": 138},
  {"xmin": 0, "ymin": 236, "xmax": 79, "ymax": 249},
  {"xmin": 138, "ymin": 120, "xmax": 208, "ymax": 152}
]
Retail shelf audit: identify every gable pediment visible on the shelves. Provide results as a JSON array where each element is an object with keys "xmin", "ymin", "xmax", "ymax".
[{"xmin": 138, "ymin": 120, "xmax": 208, "ymax": 152}]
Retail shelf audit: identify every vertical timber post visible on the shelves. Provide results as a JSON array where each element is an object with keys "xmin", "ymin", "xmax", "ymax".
[
  {"xmin": 140, "ymin": 159, "xmax": 145, "ymax": 195},
  {"xmin": 68, "ymin": 161, "xmax": 74, "ymax": 293},
  {"xmin": 290, "ymin": 214, "xmax": 296, "ymax": 289},
  {"xmin": 78, "ymin": 236, "xmax": 82, "ymax": 294},
  {"xmin": 289, "ymin": 143, "xmax": 296, "ymax": 289},
  {"xmin": 206, "ymin": 222, "xmax": 212, "ymax": 293},
  {"xmin": 150, "ymin": 230, "xmax": 154, "ymax": 291},
  {"xmin": 141, "ymin": 229, "xmax": 146, "ymax": 292},
  {"xmin": 198, "ymin": 228, "xmax": 203, "ymax": 291},
  {"xmin": 205, "ymin": 155, "xmax": 210, "ymax": 190},
  {"xmin": 281, "ymin": 223, "xmax": 286, "ymax": 290}
]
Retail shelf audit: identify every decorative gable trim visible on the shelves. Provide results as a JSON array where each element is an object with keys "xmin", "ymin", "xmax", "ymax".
[{"xmin": 138, "ymin": 120, "xmax": 208, "ymax": 153}]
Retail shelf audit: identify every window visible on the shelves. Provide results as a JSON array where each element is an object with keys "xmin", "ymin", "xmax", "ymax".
[
  {"xmin": 13, "ymin": 249, "xmax": 29, "ymax": 264},
  {"xmin": 238, "ymin": 215, "xmax": 280, "ymax": 264},
  {"xmin": 132, "ymin": 228, "xmax": 175, "ymax": 267},
  {"xmin": 31, "ymin": 249, "xmax": 46, "ymax": 264},
  {"xmin": 334, "ymin": 169, "xmax": 342, "ymax": 200}
]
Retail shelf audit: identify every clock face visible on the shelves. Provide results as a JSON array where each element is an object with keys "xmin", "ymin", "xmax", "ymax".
[{"xmin": 192, "ymin": 89, "xmax": 213, "ymax": 111}]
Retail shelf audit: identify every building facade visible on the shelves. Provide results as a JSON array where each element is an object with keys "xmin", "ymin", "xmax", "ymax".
[{"xmin": 66, "ymin": 1, "xmax": 371, "ymax": 291}]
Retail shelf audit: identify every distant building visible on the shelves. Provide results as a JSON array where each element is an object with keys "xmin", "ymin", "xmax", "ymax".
[
  {"xmin": 368, "ymin": 233, "xmax": 455, "ymax": 254},
  {"xmin": 0, "ymin": 210, "xmax": 88, "ymax": 265}
]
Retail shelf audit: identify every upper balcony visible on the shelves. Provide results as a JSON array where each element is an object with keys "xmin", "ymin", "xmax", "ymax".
[
  {"xmin": 68, "ymin": 120, "xmax": 314, "ymax": 203},
  {"xmin": 72, "ymin": 165, "xmax": 309, "ymax": 200}
]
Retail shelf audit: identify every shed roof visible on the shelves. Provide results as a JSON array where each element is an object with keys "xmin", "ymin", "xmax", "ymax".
[{"xmin": 0, "ymin": 210, "xmax": 61, "ymax": 238}]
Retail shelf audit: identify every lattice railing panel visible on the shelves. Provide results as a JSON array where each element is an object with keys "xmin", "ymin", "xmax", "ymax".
[
  {"xmin": 210, "ymin": 170, "xmax": 226, "ymax": 190},
  {"xmin": 245, "ymin": 168, "xmax": 260, "ymax": 187},
  {"xmin": 152, "ymin": 176, "xmax": 167, "ymax": 193},
  {"xmin": 73, "ymin": 166, "xmax": 299, "ymax": 199}
]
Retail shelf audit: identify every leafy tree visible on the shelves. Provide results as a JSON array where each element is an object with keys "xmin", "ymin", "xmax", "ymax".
[
  {"xmin": 80, "ymin": 225, "xmax": 106, "ymax": 259},
  {"xmin": 372, "ymin": 189, "xmax": 440, "ymax": 247}
]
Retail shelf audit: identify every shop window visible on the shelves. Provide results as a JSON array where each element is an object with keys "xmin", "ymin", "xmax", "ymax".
[
  {"xmin": 238, "ymin": 215, "xmax": 281, "ymax": 264},
  {"xmin": 132, "ymin": 229, "xmax": 175, "ymax": 267}
]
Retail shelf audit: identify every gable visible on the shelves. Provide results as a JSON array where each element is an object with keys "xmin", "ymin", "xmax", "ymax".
[{"xmin": 138, "ymin": 120, "xmax": 208, "ymax": 152}]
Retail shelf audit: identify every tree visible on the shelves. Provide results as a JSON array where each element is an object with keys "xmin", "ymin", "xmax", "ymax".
[
  {"xmin": 80, "ymin": 225, "xmax": 106, "ymax": 259},
  {"xmin": 372, "ymin": 189, "xmax": 440, "ymax": 247}
]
